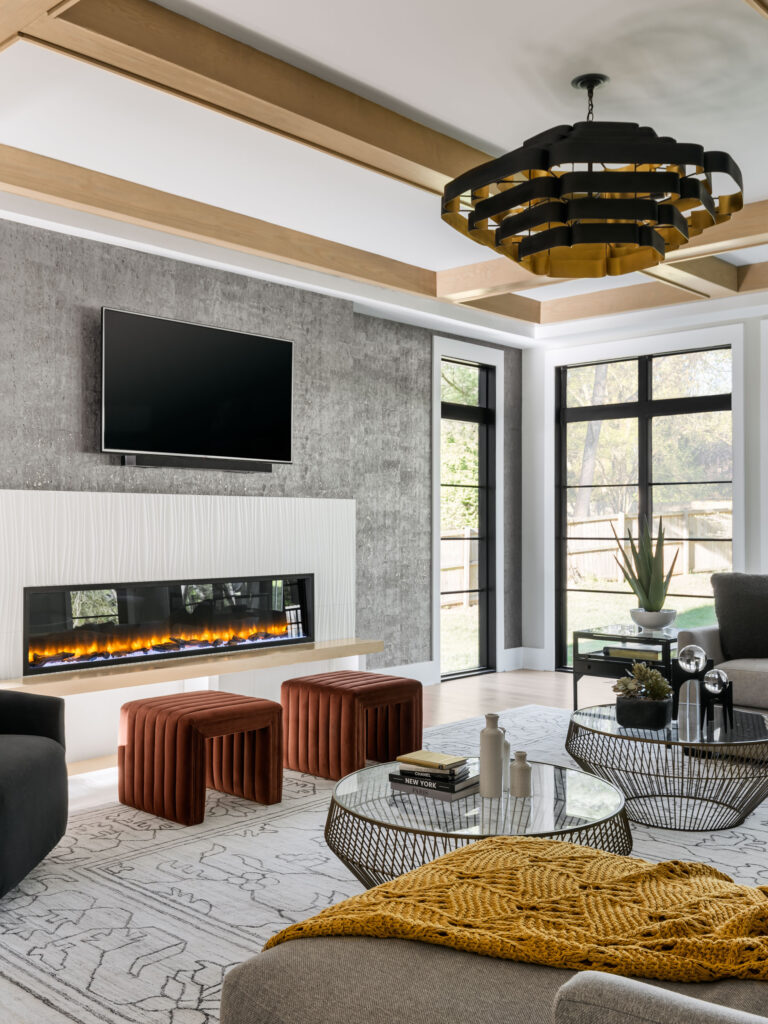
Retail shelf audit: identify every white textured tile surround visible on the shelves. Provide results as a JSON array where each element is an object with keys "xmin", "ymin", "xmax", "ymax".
[{"xmin": 0, "ymin": 489, "xmax": 356, "ymax": 759}]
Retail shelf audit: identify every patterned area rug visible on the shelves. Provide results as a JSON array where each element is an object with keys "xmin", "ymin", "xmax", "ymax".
[{"xmin": 1, "ymin": 705, "xmax": 766, "ymax": 1023}]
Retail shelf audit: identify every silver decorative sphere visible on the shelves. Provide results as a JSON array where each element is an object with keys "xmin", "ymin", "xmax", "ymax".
[
  {"xmin": 678, "ymin": 644, "xmax": 708, "ymax": 674},
  {"xmin": 704, "ymin": 668, "xmax": 728, "ymax": 695}
]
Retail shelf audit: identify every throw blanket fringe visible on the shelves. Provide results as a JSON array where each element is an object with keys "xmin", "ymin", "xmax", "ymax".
[{"xmin": 265, "ymin": 837, "xmax": 768, "ymax": 983}]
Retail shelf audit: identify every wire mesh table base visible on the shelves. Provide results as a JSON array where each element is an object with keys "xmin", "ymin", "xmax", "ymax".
[
  {"xmin": 566, "ymin": 707, "xmax": 768, "ymax": 831},
  {"xmin": 325, "ymin": 767, "xmax": 632, "ymax": 889}
]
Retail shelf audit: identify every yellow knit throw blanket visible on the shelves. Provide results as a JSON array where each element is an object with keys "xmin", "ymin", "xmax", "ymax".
[{"xmin": 265, "ymin": 837, "xmax": 768, "ymax": 983}]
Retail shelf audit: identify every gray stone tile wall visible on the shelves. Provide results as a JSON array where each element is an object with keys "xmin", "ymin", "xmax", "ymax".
[{"xmin": 0, "ymin": 219, "xmax": 521, "ymax": 667}]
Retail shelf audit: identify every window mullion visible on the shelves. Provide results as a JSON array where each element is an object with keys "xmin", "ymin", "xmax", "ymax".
[{"xmin": 638, "ymin": 356, "xmax": 651, "ymax": 528}]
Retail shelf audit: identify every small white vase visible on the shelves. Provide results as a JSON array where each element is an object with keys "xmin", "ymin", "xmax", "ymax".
[
  {"xmin": 479, "ymin": 713, "xmax": 503, "ymax": 798},
  {"xmin": 630, "ymin": 608, "xmax": 677, "ymax": 630},
  {"xmin": 509, "ymin": 750, "xmax": 532, "ymax": 798}
]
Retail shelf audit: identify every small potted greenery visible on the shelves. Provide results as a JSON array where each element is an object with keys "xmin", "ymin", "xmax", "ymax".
[
  {"xmin": 613, "ymin": 661, "xmax": 673, "ymax": 730},
  {"xmin": 612, "ymin": 518, "xmax": 678, "ymax": 630}
]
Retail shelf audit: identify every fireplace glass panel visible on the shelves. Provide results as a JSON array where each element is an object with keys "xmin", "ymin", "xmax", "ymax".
[{"xmin": 24, "ymin": 574, "xmax": 314, "ymax": 675}]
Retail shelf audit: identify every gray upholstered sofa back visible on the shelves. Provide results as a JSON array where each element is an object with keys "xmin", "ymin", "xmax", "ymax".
[{"xmin": 712, "ymin": 573, "xmax": 768, "ymax": 661}]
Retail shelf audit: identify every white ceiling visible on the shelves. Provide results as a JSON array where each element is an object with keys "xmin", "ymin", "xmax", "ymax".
[
  {"xmin": 157, "ymin": 0, "xmax": 768, "ymax": 202},
  {"xmin": 0, "ymin": 42, "xmax": 491, "ymax": 272},
  {"xmin": 0, "ymin": 0, "xmax": 764, "ymax": 325}
]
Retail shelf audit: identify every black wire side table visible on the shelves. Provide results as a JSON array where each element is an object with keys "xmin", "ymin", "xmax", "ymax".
[
  {"xmin": 325, "ymin": 759, "xmax": 632, "ymax": 888},
  {"xmin": 565, "ymin": 703, "xmax": 768, "ymax": 831}
]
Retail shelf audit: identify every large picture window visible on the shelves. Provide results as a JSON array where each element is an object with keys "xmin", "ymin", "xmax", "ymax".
[
  {"xmin": 440, "ymin": 359, "xmax": 496, "ymax": 676},
  {"xmin": 556, "ymin": 348, "xmax": 732, "ymax": 668}
]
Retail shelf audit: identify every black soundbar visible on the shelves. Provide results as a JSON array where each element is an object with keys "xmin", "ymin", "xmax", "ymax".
[{"xmin": 120, "ymin": 454, "xmax": 273, "ymax": 473}]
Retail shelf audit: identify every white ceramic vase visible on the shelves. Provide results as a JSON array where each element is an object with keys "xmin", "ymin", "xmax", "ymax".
[
  {"xmin": 479, "ymin": 713, "xmax": 504, "ymax": 798},
  {"xmin": 509, "ymin": 750, "xmax": 532, "ymax": 798}
]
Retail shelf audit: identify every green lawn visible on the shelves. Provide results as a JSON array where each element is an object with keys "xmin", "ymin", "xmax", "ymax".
[
  {"xmin": 440, "ymin": 585, "xmax": 716, "ymax": 673},
  {"xmin": 440, "ymin": 603, "xmax": 481, "ymax": 674}
]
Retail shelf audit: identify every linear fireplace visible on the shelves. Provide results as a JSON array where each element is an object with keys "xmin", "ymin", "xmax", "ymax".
[{"xmin": 24, "ymin": 573, "xmax": 314, "ymax": 676}]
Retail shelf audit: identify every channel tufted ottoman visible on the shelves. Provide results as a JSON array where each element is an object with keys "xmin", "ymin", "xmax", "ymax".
[
  {"xmin": 119, "ymin": 691, "xmax": 282, "ymax": 825},
  {"xmin": 281, "ymin": 670, "xmax": 422, "ymax": 780}
]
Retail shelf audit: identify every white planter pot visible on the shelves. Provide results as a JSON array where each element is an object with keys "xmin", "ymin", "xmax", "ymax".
[{"xmin": 630, "ymin": 608, "xmax": 677, "ymax": 630}]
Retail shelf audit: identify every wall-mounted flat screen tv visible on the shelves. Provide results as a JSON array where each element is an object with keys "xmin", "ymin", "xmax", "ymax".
[{"xmin": 101, "ymin": 309, "xmax": 293, "ymax": 464}]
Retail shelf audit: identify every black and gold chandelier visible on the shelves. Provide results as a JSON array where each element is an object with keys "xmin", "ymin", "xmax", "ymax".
[{"xmin": 441, "ymin": 75, "xmax": 743, "ymax": 278}]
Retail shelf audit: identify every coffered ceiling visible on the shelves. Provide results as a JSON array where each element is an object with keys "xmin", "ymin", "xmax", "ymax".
[{"xmin": 0, "ymin": 0, "xmax": 766, "ymax": 339}]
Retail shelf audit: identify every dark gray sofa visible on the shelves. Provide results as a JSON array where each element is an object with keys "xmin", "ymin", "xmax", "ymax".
[
  {"xmin": 679, "ymin": 572, "xmax": 768, "ymax": 710},
  {"xmin": 220, "ymin": 936, "xmax": 767, "ymax": 1024},
  {"xmin": 0, "ymin": 690, "xmax": 68, "ymax": 898}
]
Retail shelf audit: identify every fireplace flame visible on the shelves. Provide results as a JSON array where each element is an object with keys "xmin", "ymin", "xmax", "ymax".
[{"xmin": 28, "ymin": 621, "xmax": 291, "ymax": 667}]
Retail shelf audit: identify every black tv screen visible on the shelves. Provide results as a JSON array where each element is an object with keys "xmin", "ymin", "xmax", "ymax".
[{"xmin": 101, "ymin": 309, "xmax": 293, "ymax": 463}]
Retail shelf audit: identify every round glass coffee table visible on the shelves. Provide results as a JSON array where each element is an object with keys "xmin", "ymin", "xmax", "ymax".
[
  {"xmin": 325, "ymin": 759, "xmax": 631, "ymax": 888},
  {"xmin": 566, "ymin": 703, "xmax": 768, "ymax": 831}
]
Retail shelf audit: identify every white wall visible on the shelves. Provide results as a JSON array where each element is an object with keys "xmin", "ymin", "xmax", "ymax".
[{"xmin": 520, "ymin": 313, "xmax": 768, "ymax": 670}]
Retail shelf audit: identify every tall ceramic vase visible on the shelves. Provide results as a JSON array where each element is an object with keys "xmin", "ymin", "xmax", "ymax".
[{"xmin": 479, "ymin": 713, "xmax": 504, "ymax": 798}]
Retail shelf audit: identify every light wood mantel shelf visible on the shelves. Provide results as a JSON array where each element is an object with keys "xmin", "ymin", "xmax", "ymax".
[{"xmin": 0, "ymin": 638, "xmax": 383, "ymax": 698}]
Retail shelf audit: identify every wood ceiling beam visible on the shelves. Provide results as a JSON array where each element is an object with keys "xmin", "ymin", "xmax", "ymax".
[
  {"xmin": 539, "ymin": 282, "xmax": 700, "ymax": 325},
  {"xmin": 641, "ymin": 257, "xmax": 739, "ymax": 299},
  {"xmin": 464, "ymin": 293, "xmax": 542, "ymax": 323},
  {"xmin": 536, "ymin": 256, "xmax": 768, "ymax": 325},
  {"xmin": 0, "ymin": 144, "xmax": 436, "ymax": 296},
  {"xmin": 20, "ymin": 0, "xmax": 491, "ymax": 195},
  {"xmin": 738, "ymin": 261, "xmax": 768, "ymax": 293},
  {"xmin": 1, "ymin": 141, "xmax": 764, "ymax": 326},
  {"xmin": 436, "ymin": 259, "xmax": 560, "ymax": 302},
  {"xmin": 663, "ymin": 200, "xmax": 768, "ymax": 262},
  {"xmin": 0, "ymin": 0, "xmax": 74, "ymax": 51}
]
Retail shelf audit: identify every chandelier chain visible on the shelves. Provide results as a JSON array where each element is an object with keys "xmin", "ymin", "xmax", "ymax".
[{"xmin": 586, "ymin": 84, "xmax": 595, "ymax": 122}]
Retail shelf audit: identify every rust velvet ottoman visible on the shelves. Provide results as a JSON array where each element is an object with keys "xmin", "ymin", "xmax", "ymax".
[
  {"xmin": 281, "ymin": 670, "xmax": 423, "ymax": 780},
  {"xmin": 119, "ymin": 691, "xmax": 283, "ymax": 825}
]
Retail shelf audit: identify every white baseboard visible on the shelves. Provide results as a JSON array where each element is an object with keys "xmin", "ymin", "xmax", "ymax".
[
  {"xmin": 520, "ymin": 647, "xmax": 555, "ymax": 671},
  {"xmin": 499, "ymin": 647, "xmax": 524, "ymax": 671}
]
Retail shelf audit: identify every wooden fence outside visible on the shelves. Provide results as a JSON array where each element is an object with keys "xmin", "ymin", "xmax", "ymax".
[{"xmin": 568, "ymin": 507, "xmax": 731, "ymax": 585}]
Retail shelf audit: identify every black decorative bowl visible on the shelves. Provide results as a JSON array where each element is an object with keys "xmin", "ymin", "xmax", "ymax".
[{"xmin": 616, "ymin": 696, "xmax": 673, "ymax": 731}]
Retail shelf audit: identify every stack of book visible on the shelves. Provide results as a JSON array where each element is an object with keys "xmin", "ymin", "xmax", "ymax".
[{"xmin": 389, "ymin": 750, "xmax": 479, "ymax": 802}]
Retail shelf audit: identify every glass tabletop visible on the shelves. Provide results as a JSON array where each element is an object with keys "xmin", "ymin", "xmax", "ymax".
[
  {"xmin": 572, "ymin": 703, "xmax": 768, "ymax": 745},
  {"xmin": 576, "ymin": 624, "xmax": 677, "ymax": 642},
  {"xmin": 332, "ymin": 759, "xmax": 625, "ymax": 839}
]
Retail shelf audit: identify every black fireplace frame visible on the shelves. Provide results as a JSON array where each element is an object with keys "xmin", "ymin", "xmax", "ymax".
[{"xmin": 23, "ymin": 572, "xmax": 315, "ymax": 676}]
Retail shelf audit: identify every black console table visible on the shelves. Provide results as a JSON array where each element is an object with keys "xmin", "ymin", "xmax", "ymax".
[{"xmin": 572, "ymin": 625, "xmax": 678, "ymax": 710}]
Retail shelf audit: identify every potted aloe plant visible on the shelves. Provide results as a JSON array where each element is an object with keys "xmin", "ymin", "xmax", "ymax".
[
  {"xmin": 611, "ymin": 518, "xmax": 678, "ymax": 630},
  {"xmin": 613, "ymin": 661, "xmax": 673, "ymax": 730}
]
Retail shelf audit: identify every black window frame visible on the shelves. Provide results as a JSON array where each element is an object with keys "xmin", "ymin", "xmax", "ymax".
[
  {"xmin": 555, "ymin": 347, "xmax": 732, "ymax": 670},
  {"xmin": 440, "ymin": 359, "xmax": 497, "ymax": 678}
]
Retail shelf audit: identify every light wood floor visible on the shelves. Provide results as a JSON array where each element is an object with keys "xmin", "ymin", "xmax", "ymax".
[{"xmin": 423, "ymin": 669, "xmax": 614, "ymax": 727}]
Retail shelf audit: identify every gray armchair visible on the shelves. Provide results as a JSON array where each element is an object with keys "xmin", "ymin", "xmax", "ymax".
[
  {"xmin": 555, "ymin": 972, "xmax": 768, "ymax": 1024},
  {"xmin": 678, "ymin": 572, "xmax": 768, "ymax": 711},
  {"xmin": 0, "ymin": 689, "xmax": 68, "ymax": 898}
]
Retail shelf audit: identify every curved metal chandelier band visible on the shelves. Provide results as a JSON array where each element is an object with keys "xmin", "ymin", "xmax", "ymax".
[{"xmin": 441, "ymin": 120, "xmax": 743, "ymax": 278}]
